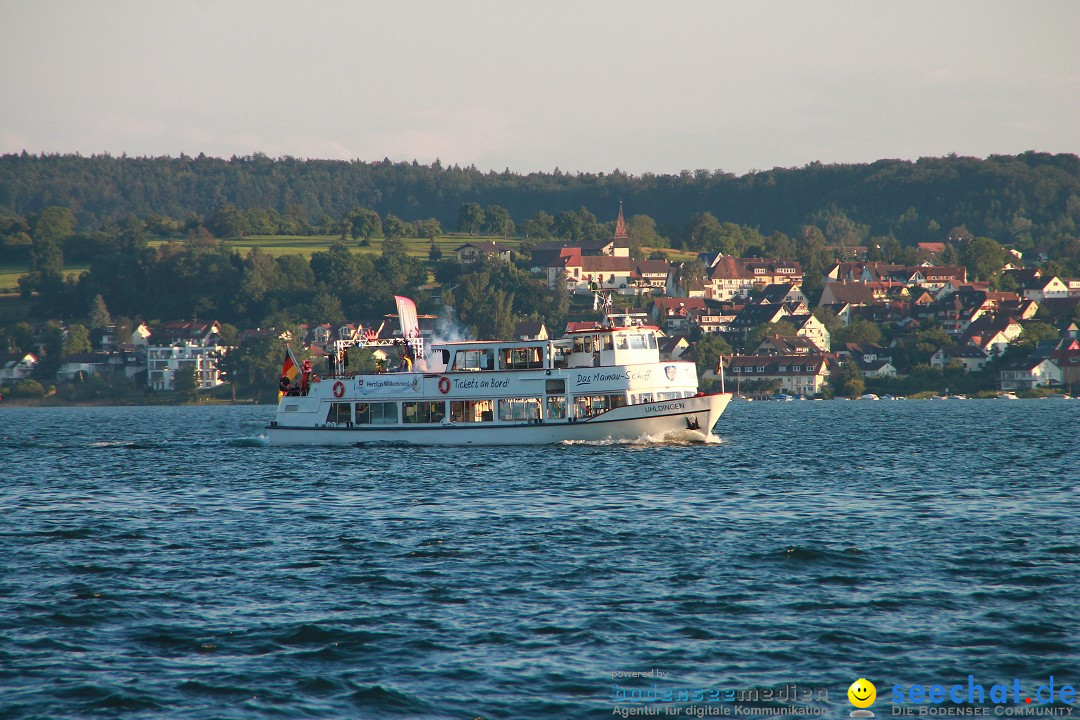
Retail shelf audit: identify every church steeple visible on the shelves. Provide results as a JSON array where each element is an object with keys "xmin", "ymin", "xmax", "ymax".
[
  {"xmin": 611, "ymin": 201, "xmax": 630, "ymax": 257},
  {"xmin": 613, "ymin": 200, "xmax": 629, "ymax": 241}
]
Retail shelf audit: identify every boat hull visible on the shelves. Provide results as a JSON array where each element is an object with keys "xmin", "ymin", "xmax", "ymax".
[{"xmin": 267, "ymin": 393, "xmax": 731, "ymax": 446}]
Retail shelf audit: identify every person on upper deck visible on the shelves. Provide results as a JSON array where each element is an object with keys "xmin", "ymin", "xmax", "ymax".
[
  {"xmin": 300, "ymin": 359, "xmax": 312, "ymax": 395},
  {"xmin": 395, "ymin": 340, "xmax": 414, "ymax": 372}
]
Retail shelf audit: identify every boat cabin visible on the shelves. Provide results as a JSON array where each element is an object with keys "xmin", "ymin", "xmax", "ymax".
[
  {"xmin": 561, "ymin": 325, "xmax": 661, "ymax": 368},
  {"xmin": 426, "ymin": 342, "xmax": 549, "ymax": 372},
  {"xmin": 425, "ymin": 326, "xmax": 662, "ymax": 373}
]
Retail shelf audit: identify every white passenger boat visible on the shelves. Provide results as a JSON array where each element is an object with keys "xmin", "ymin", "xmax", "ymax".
[{"xmin": 267, "ymin": 297, "xmax": 731, "ymax": 446}]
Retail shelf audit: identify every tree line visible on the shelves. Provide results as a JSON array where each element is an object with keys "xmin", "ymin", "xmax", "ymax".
[{"xmin": 3, "ymin": 151, "xmax": 1079, "ymax": 254}]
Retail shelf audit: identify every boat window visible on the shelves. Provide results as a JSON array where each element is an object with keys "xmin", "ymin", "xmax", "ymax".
[
  {"xmin": 616, "ymin": 334, "xmax": 629, "ymax": 350},
  {"xmin": 546, "ymin": 396, "xmax": 566, "ymax": 419},
  {"xmin": 452, "ymin": 349, "xmax": 495, "ymax": 371},
  {"xmin": 326, "ymin": 402, "xmax": 352, "ymax": 424},
  {"xmin": 545, "ymin": 379, "xmax": 565, "ymax": 394},
  {"xmin": 572, "ymin": 337, "xmax": 586, "ymax": 354},
  {"xmin": 498, "ymin": 397, "xmax": 541, "ymax": 422},
  {"xmin": 599, "ymin": 334, "xmax": 613, "ymax": 351},
  {"xmin": 402, "ymin": 401, "xmax": 446, "ymax": 423},
  {"xmin": 500, "ymin": 346, "xmax": 544, "ymax": 369},
  {"xmin": 657, "ymin": 392, "xmax": 681, "ymax": 401},
  {"xmin": 628, "ymin": 333, "xmax": 646, "ymax": 350},
  {"xmin": 553, "ymin": 346, "xmax": 570, "ymax": 369},
  {"xmin": 646, "ymin": 333, "xmax": 657, "ymax": 350},
  {"xmin": 572, "ymin": 394, "xmax": 628, "ymax": 418},
  {"xmin": 632, "ymin": 393, "xmax": 655, "ymax": 405},
  {"xmin": 355, "ymin": 401, "xmax": 398, "ymax": 424},
  {"xmin": 450, "ymin": 399, "xmax": 494, "ymax": 423}
]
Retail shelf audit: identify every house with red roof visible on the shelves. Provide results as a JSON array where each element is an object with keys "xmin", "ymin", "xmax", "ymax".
[
  {"xmin": 631, "ymin": 260, "xmax": 673, "ymax": 293},
  {"xmin": 963, "ymin": 316, "xmax": 1025, "ymax": 355},
  {"xmin": 700, "ymin": 257, "xmax": 802, "ymax": 301},
  {"xmin": 650, "ymin": 297, "xmax": 707, "ymax": 333},
  {"xmin": 1051, "ymin": 340, "xmax": 1080, "ymax": 391}
]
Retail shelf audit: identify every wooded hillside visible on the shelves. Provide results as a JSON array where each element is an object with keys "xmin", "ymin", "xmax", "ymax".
[{"xmin": 3, "ymin": 152, "xmax": 1078, "ymax": 246}]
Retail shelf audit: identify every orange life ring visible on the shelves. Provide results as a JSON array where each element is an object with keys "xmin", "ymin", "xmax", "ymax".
[
  {"xmin": 438, "ymin": 376, "xmax": 450, "ymax": 394},
  {"xmin": 332, "ymin": 381, "xmax": 345, "ymax": 398}
]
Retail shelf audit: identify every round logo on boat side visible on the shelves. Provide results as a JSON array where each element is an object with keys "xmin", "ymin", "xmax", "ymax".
[
  {"xmin": 332, "ymin": 381, "xmax": 345, "ymax": 398},
  {"xmin": 438, "ymin": 376, "xmax": 450, "ymax": 394}
]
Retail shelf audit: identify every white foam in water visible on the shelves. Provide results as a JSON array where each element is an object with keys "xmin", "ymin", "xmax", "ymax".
[
  {"xmin": 227, "ymin": 435, "xmax": 270, "ymax": 447},
  {"xmin": 559, "ymin": 430, "xmax": 718, "ymax": 446}
]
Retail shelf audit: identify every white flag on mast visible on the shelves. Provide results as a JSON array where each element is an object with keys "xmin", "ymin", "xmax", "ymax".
[{"xmin": 394, "ymin": 296, "xmax": 419, "ymax": 338}]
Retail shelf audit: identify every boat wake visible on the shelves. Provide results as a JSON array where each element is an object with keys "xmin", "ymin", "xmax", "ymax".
[
  {"xmin": 226, "ymin": 435, "xmax": 270, "ymax": 448},
  {"xmin": 85, "ymin": 436, "xmax": 270, "ymax": 449},
  {"xmin": 89, "ymin": 440, "xmax": 159, "ymax": 450},
  {"xmin": 559, "ymin": 429, "xmax": 721, "ymax": 447}
]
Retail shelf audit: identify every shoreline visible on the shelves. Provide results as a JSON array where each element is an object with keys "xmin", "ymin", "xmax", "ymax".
[
  {"xmin": 0, "ymin": 397, "xmax": 264, "ymax": 409},
  {"xmin": 1, "ymin": 394, "xmax": 1068, "ymax": 409}
]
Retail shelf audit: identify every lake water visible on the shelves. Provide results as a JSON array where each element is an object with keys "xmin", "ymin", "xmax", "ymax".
[{"xmin": 1, "ymin": 400, "xmax": 1077, "ymax": 719}]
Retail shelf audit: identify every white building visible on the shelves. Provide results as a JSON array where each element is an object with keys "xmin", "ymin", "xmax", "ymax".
[
  {"xmin": 930, "ymin": 346, "xmax": 991, "ymax": 373},
  {"xmin": 147, "ymin": 343, "xmax": 227, "ymax": 391},
  {"xmin": 0, "ymin": 352, "xmax": 37, "ymax": 384},
  {"xmin": 1022, "ymin": 276, "xmax": 1069, "ymax": 302},
  {"xmin": 788, "ymin": 314, "xmax": 831, "ymax": 353},
  {"xmin": 1000, "ymin": 357, "xmax": 1063, "ymax": 390},
  {"xmin": 721, "ymin": 354, "xmax": 831, "ymax": 397}
]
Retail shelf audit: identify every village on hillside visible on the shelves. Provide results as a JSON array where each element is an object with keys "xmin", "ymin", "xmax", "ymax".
[{"xmin": 2, "ymin": 205, "xmax": 1079, "ymax": 403}]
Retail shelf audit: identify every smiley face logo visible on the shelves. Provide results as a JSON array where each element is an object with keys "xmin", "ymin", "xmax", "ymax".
[{"xmin": 848, "ymin": 678, "xmax": 877, "ymax": 709}]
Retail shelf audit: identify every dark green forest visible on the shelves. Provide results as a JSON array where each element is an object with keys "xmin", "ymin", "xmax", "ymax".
[{"xmin": 3, "ymin": 151, "xmax": 1079, "ymax": 248}]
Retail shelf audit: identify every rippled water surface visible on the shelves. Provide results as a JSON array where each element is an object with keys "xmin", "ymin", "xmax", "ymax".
[{"xmin": 1, "ymin": 401, "xmax": 1078, "ymax": 719}]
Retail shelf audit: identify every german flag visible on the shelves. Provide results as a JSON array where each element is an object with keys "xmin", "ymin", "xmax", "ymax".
[{"xmin": 279, "ymin": 346, "xmax": 300, "ymax": 399}]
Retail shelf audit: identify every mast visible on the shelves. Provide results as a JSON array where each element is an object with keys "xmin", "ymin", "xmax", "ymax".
[{"xmin": 593, "ymin": 289, "xmax": 613, "ymax": 324}]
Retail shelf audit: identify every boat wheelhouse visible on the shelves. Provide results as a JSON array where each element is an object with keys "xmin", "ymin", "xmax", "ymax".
[{"xmin": 267, "ymin": 299, "xmax": 730, "ymax": 446}]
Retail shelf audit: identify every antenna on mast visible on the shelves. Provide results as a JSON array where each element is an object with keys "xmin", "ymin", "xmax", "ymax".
[{"xmin": 593, "ymin": 289, "xmax": 613, "ymax": 323}]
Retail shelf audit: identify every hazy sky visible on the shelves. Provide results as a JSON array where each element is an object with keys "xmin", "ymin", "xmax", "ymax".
[{"xmin": 2, "ymin": 1, "xmax": 1078, "ymax": 175}]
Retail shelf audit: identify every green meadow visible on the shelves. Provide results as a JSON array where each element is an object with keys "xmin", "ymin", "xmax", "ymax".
[
  {"xmin": 0, "ymin": 267, "xmax": 24, "ymax": 295},
  {"xmin": 0, "ymin": 264, "xmax": 89, "ymax": 295},
  {"xmin": 175, "ymin": 234, "xmax": 524, "ymax": 260},
  {"xmin": 0, "ymin": 235, "xmax": 694, "ymax": 297},
  {"xmin": 0, "ymin": 235, "xmax": 524, "ymax": 307}
]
